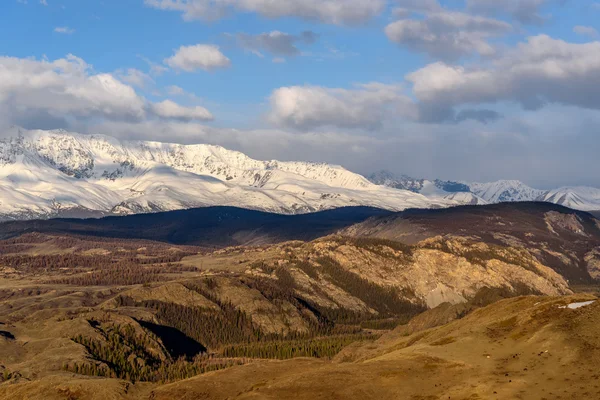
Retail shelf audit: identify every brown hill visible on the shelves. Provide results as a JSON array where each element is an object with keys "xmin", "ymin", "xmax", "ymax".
[
  {"xmin": 340, "ymin": 202, "xmax": 600, "ymax": 283},
  {"xmin": 1, "ymin": 203, "xmax": 599, "ymax": 399},
  {"xmin": 3, "ymin": 294, "xmax": 598, "ymax": 400}
]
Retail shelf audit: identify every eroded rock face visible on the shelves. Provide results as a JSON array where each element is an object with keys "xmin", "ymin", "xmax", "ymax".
[
  {"xmin": 545, "ymin": 211, "xmax": 587, "ymax": 236},
  {"xmin": 585, "ymin": 248, "xmax": 600, "ymax": 280},
  {"xmin": 274, "ymin": 237, "xmax": 571, "ymax": 309}
]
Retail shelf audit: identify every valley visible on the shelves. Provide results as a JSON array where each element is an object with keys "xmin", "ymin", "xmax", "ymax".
[{"xmin": 1, "ymin": 203, "xmax": 599, "ymax": 399}]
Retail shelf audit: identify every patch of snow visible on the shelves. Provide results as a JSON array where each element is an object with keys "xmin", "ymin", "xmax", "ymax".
[{"xmin": 558, "ymin": 300, "xmax": 596, "ymax": 309}]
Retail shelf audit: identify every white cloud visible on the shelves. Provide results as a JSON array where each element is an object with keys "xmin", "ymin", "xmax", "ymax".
[
  {"xmin": 40, "ymin": 0, "xmax": 48, "ymax": 5},
  {"xmin": 54, "ymin": 26, "xmax": 75, "ymax": 34},
  {"xmin": 0, "ymin": 54, "xmax": 214, "ymax": 130},
  {"xmin": 385, "ymin": 11, "xmax": 512, "ymax": 61},
  {"xmin": 150, "ymin": 100, "xmax": 214, "ymax": 121},
  {"xmin": 0, "ymin": 55, "xmax": 145, "ymax": 124},
  {"xmin": 165, "ymin": 44, "xmax": 231, "ymax": 72},
  {"xmin": 267, "ymin": 83, "xmax": 417, "ymax": 130},
  {"xmin": 406, "ymin": 35, "xmax": 600, "ymax": 121},
  {"xmin": 144, "ymin": 0, "xmax": 385, "ymax": 25},
  {"xmin": 467, "ymin": 0, "xmax": 550, "ymax": 25},
  {"xmin": 574, "ymin": 25, "xmax": 599, "ymax": 39},
  {"xmin": 232, "ymin": 30, "xmax": 318, "ymax": 57}
]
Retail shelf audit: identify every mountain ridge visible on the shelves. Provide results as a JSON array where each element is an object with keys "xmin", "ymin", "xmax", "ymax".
[
  {"xmin": 368, "ymin": 170, "xmax": 600, "ymax": 212},
  {"xmin": 0, "ymin": 128, "xmax": 441, "ymax": 220},
  {"xmin": 0, "ymin": 128, "xmax": 599, "ymax": 222}
]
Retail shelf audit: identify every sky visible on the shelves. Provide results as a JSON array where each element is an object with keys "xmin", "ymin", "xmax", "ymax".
[{"xmin": 1, "ymin": 0, "xmax": 600, "ymax": 188}]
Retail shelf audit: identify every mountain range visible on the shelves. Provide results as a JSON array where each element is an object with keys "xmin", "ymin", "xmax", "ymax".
[
  {"xmin": 0, "ymin": 127, "xmax": 599, "ymax": 221},
  {"xmin": 367, "ymin": 170, "xmax": 600, "ymax": 212}
]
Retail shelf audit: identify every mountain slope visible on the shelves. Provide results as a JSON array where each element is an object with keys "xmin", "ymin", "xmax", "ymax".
[
  {"xmin": 0, "ymin": 206, "xmax": 392, "ymax": 247},
  {"xmin": 0, "ymin": 128, "xmax": 445, "ymax": 221},
  {"xmin": 1, "ymin": 129, "xmax": 599, "ymax": 222},
  {"xmin": 145, "ymin": 295, "xmax": 600, "ymax": 400},
  {"xmin": 469, "ymin": 180, "xmax": 547, "ymax": 203},
  {"xmin": 340, "ymin": 202, "xmax": 600, "ymax": 283},
  {"xmin": 540, "ymin": 186, "xmax": 600, "ymax": 211},
  {"xmin": 369, "ymin": 170, "xmax": 600, "ymax": 212}
]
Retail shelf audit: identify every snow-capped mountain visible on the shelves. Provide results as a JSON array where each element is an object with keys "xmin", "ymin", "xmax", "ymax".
[
  {"xmin": 368, "ymin": 171, "xmax": 600, "ymax": 212},
  {"xmin": 368, "ymin": 171, "xmax": 487, "ymax": 205},
  {"xmin": 540, "ymin": 187, "xmax": 600, "ymax": 212},
  {"xmin": 469, "ymin": 180, "xmax": 546, "ymax": 203},
  {"xmin": 366, "ymin": 170, "xmax": 425, "ymax": 193},
  {"xmin": 0, "ymin": 128, "xmax": 454, "ymax": 221},
  {"xmin": 367, "ymin": 171, "xmax": 471, "ymax": 194},
  {"xmin": 1, "ymin": 130, "xmax": 598, "ymax": 222}
]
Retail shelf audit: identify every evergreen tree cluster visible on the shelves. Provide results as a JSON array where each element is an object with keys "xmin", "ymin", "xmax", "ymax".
[
  {"xmin": 67, "ymin": 323, "xmax": 243, "ymax": 383},
  {"xmin": 52, "ymin": 264, "xmax": 197, "ymax": 286},
  {"xmin": 148, "ymin": 299, "xmax": 262, "ymax": 348},
  {"xmin": 220, "ymin": 334, "xmax": 378, "ymax": 360}
]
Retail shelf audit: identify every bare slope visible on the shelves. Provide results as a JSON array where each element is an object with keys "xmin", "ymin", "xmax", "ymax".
[{"xmin": 341, "ymin": 202, "xmax": 600, "ymax": 283}]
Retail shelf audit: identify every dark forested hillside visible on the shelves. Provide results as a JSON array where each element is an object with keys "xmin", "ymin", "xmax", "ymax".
[{"xmin": 0, "ymin": 206, "xmax": 391, "ymax": 247}]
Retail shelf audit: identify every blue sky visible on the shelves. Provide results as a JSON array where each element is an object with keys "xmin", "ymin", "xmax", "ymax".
[{"xmin": 1, "ymin": 0, "xmax": 600, "ymax": 187}]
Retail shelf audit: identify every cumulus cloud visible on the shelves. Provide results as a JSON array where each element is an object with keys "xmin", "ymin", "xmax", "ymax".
[
  {"xmin": 0, "ymin": 55, "xmax": 146, "ymax": 124},
  {"xmin": 144, "ymin": 0, "xmax": 385, "ymax": 25},
  {"xmin": 233, "ymin": 31, "xmax": 318, "ymax": 58},
  {"xmin": 406, "ymin": 35, "xmax": 600, "ymax": 122},
  {"xmin": 574, "ymin": 25, "xmax": 599, "ymax": 39},
  {"xmin": 467, "ymin": 0, "xmax": 550, "ymax": 25},
  {"xmin": 267, "ymin": 83, "xmax": 417, "ymax": 130},
  {"xmin": 164, "ymin": 44, "xmax": 231, "ymax": 72},
  {"xmin": 385, "ymin": 11, "xmax": 512, "ymax": 61},
  {"xmin": 0, "ymin": 54, "xmax": 215, "ymax": 131},
  {"xmin": 150, "ymin": 100, "xmax": 213, "ymax": 121}
]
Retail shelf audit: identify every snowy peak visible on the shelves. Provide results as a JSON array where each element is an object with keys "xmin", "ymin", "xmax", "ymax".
[
  {"xmin": 367, "ymin": 170, "xmax": 424, "ymax": 192},
  {"xmin": 0, "ymin": 128, "xmax": 439, "ymax": 221},
  {"xmin": 368, "ymin": 171, "xmax": 600, "ymax": 213},
  {"xmin": 0, "ymin": 129, "xmax": 599, "ymax": 222},
  {"xmin": 368, "ymin": 170, "xmax": 471, "ymax": 195},
  {"xmin": 442, "ymin": 192, "xmax": 488, "ymax": 206},
  {"xmin": 469, "ymin": 180, "xmax": 546, "ymax": 203},
  {"xmin": 541, "ymin": 187, "xmax": 600, "ymax": 212},
  {"xmin": 7, "ymin": 129, "xmax": 375, "ymax": 191}
]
